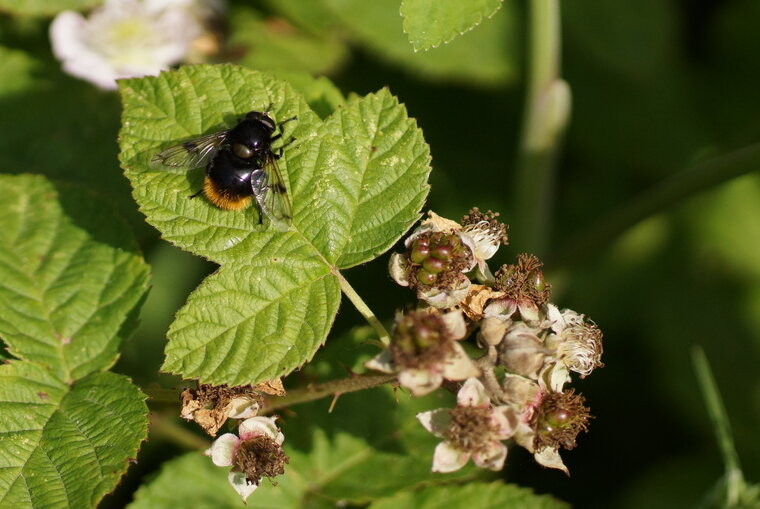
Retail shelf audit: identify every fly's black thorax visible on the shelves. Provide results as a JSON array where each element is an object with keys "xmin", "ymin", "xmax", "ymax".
[{"xmin": 227, "ymin": 118, "xmax": 275, "ymax": 157}]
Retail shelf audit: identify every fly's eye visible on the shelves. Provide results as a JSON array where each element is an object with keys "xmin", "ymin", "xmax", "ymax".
[{"xmin": 232, "ymin": 143, "xmax": 253, "ymax": 158}]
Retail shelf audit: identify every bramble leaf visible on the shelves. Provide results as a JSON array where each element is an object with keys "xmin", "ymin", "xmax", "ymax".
[
  {"xmin": 401, "ymin": 0, "xmax": 503, "ymax": 51},
  {"xmin": 0, "ymin": 174, "xmax": 149, "ymax": 507},
  {"xmin": 369, "ymin": 482, "xmax": 570, "ymax": 509},
  {"xmin": 0, "ymin": 362, "xmax": 148, "ymax": 509},
  {"xmin": 118, "ymin": 65, "xmax": 431, "ymax": 385},
  {"xmin": 0, "ymin": 175, "xmax": 149, "ymax": 382},
  {"xmin": 323, "ymin": 0, "xmax": 517, "ymax": 86}
]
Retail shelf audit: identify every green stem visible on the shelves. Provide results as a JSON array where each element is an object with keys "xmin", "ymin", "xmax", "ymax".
[
  {"xmin": 261, "ymin": 373, "xmax": 396, "ymax": 413},
  {"xmin": 149, "ymin": 413, "xmax": 211, "ymax": 450},
  {"xmin": 334, "ymin": 269, "xmax": 392, "ymax": 345},
  {"xmin": 691, "ymin": 346, "xmax": 745, "ymax": 506},
  {"xmin": 513, "ymin": 0, "xmax": 571, "ymax": 255},
  {"xmin": 550, "ymin": 143, "xmax": 760, "ymax": 268}
]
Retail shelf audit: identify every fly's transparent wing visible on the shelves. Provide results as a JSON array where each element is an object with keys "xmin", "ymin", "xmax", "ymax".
[
  {"xmin": 150, "ymin": 131, "xmax": 229, "ymax": 171},
  {"xmin": 251, "ymin": 155, "xmax": 292, "ymax": 231}
]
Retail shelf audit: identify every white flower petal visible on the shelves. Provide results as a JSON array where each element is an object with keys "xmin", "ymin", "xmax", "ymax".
[
  {"xmin": 364, "ymin": 348, "xmax": 396, "ymax": 374},
  {"xmin": 239, "ymin": 416, "xmax": 283, "ymax": 444},
  {"xmin": 419, "ymin": 276, "xmax": 471, "ymax": 308},
  {"xmin": 416, "ymin": 408, "xmax": 452, "ymax": 437},
  {"xmin": 546, "ymin": 303, "xmax": 563, "ymax": 333},
  {"xmin": 431, "ymin": 441, "xmax": 470, "ymax": 473},
  {"xmin": 204, "ymin": 433, "xmax": 239, "ymax": 466},
  {"xmin": 472, "ymin": 441, "xmax": 508, "ymax": 471},
  {"xmin": 49, "ymin": 0, "xmax": 202, "ymax": 89},
  {"xmin": 227, "ymin": 396, "xmax": 260, "ymax": 420},
  {"xmin": 228, "ymin": 470, "xmax": 258, "ymax": 502},
  {"xmin": 442, "ymin": 343, "xmax": 480, "ymax": 381},
  {"xmin": 490, "ymin": 406, "xmax": 518, "ymax": 439},
  {"xmin": 456, "ymin": 377, "xmax": 489, "ymax": 407},
  {"xmin": 540, "ymin": 362, "xmax": 571, "ymax": 392},
  {"xmin": 388, "ymin": 252, "xmax": 411, "ymax": 287},
  {"xmin": 441, "ymin": 310, "xmax": 466, "ymax": 340},
  {"xmin": 398, "ymin": 369, "xmax": 443, "ymax": 396},
  {"xmin": 534, "ymin": 446, "xmax": 569, "ymax": 475}
]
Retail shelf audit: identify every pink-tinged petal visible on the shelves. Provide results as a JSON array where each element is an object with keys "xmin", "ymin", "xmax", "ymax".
[
  {"xmin": 239, "ymin": 416, "xmax": 283, "ymax": 444},
  {"xmin": 204, "ymin": 433, "xmax": 239, "ymax": 466},
  {"xmin": 456, "ymin": 377, "xmax": 489, "ymax": 407},
  {"xmin": 416, "ymin": 408, "xmax": 452, "ymax": 437},
  {"xmin": 483, "ymin": 299, "xmax": 517, "ymax": 320},
  {"xmin": 489, "ymin": 406, "xmax": 518, "ymax": 439},
  {"xmin": 534, "ymin": 447, "xmax": 569, "ymax": 475},
  {"xmin": 432, "ymin": 441, "xmax": 471, "ymax": 473},
  {"xmin": 388, "ymin": 253, "xmax": 411, "ymax": 287},
  {"xmin": 472, "ymin": 441, "xmax": 508, "ymax": 471},
  {"xmin": 228, "ymin": 470, "xmax": 258, "ymax": 502},
  {"xmin": 517, "ymin": 299, "xmax": 541, "ymax": 325},
  {"xmin": 442, "ymin": 343, "xmax": 480, "ymax": 381},
  {"xmin": 398, "ymin": 369, "xmax": 443, "ymax": 396},
  {"xmin": 364, "ymin": 348, "xmax": 397, "ymax": 374},
  {"xmin": 441, "ymin": 310, "xmax": 466, "ymax": 340},
  {"xmin": 227, "ymin": 396, "xmax": 260, "ymax": 420}
]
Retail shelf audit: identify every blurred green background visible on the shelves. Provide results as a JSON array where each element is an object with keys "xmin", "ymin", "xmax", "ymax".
[{"xmin": 1, "ymin": 0, "xmax": 759, "ymax": 506}]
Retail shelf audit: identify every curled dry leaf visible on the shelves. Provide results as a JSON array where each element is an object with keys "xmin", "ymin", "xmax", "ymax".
[
  {"xmin": 459, "ymin": 285, "xmax": 505, "ymax": 321},
  {"xmin": 181, "ymin": 384, "xmax": 264, "ymax": 436}
]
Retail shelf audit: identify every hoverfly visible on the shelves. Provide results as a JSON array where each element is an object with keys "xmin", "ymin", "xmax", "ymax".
[{"xmin": 150, "ymin": 110, "xmax": 295, "ymax": 230}]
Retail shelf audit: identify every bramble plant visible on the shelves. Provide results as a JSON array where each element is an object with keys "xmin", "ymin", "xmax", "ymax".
[
  {"xmin": 117, "ymin": 64, "xmax": 602, "ymax": 501},
  {"xmin": 2, "ymin": 1, "xmax": 759, "ymax": 508}
]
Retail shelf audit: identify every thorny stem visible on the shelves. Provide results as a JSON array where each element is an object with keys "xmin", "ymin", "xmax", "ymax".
[
  {"xmin": 691, "ymin": 346, "xmax": 746, "ymax": 506},
  {"xmin": 334, "ymin": 269, "xmax": 392, "ymax": 345},
  {"xmin": 261, "ymin": 373, "xmax": 396, "ymax": 413},
  {"xmin": 513, "ymin": 0, "xmax": 571, "ymax": 256}
]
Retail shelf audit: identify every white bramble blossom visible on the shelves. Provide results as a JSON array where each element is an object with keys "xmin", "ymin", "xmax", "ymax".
[
  {"xmin": 50, "ymin": 0, "xmax": 207, "ymax": 89},
  {"xmin": 204, "ymin": 416, "xmax": 286, "ymax": 502},
  {"xmin": 417, "ymin": 378, "xmax": 517, "ymax": 473}
]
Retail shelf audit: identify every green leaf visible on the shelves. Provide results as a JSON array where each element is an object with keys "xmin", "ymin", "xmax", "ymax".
[
  {"xmin": 401, "ymin": 0, "xmax": 503, "ymax": 51},
  {"xmin": 323, "ymin": 0, "xmax": 518, "ymax": 86},
  {"xmin": 0, "ymin": 46, "xmax": 42, "ymax": 98},
  {"xmin": 229, "ymin": 5, "xmax": 348, "ymax": 76},
  {"xmin": 0, "ymin": 361, "xmax": 148, "ymax": 508},
  {"xmin": 0, "ymin": 174, "xmax": 150, "ymax": 382},
  {"xmin": 0, "ymin": 0, "xmax": 99, "ymax": 16},
  {"xmin": 162, "ymin": 252, "xmax": 340, "ymax": 384},
  {"xmin": 119, "ymin": 65, "xmax": 431, "ymax": 385},
  {"xmin": 128, "ymin": 454, "xmax": 244, "ymax": 509},
  {"xmin": 368, "ymin": 482, "xmax": 570, "ymax": 509}
]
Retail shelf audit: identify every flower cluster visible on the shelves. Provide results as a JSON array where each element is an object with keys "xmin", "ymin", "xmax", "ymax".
[
  {"xmin": 377, "ymin": 209, "xmax": 603, "ymax": 474},
  {"xmin": 180, "ymin": 382, "xmax": 288, "ymax": 502},
  {"xmin": 50, "ymin": 0, "xmax": 224, "ymax": 89}
]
